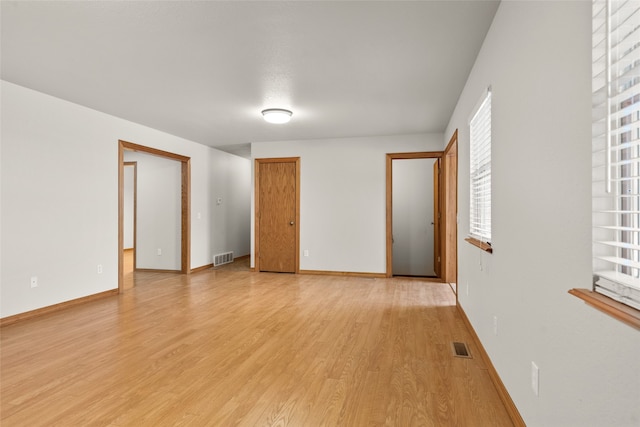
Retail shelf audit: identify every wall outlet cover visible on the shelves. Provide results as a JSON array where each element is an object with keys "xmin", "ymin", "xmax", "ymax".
[{"xmin": 531, "ymin": 361, "xmax": 540, "ymax": 396}]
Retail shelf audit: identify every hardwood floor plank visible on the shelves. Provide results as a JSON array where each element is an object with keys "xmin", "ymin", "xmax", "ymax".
[{"xmin": 1, "ymin": 260, "xmax": 513, "ymax": 426}]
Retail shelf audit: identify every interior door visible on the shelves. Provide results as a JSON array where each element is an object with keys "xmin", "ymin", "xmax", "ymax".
[
  {"xmin": 391, "ymin": 158, "xmax": 436, "ymax": 277},
  {"xmin": 257, "ymin": 159, "xmax": 298, "ymax": 273}
]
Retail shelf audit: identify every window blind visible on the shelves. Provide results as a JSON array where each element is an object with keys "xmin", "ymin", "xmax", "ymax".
[
  {"xmin": 592, "ymin": 0, "xmax": 640, "ymax": 310},
  {"xmin": 469, "ymin": 89, "xmax": 492, "ymax": 243}
]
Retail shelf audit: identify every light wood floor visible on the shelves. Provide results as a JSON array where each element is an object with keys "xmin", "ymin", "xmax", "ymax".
[{"xmin": 1, "ymin": 260, "xmax": 513, "ymax": 426}]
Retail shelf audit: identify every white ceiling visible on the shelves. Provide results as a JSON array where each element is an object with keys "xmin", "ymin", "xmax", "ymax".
[{"xmin": 1, "ymin": 1, "xmax": 499, "ymax": 157}]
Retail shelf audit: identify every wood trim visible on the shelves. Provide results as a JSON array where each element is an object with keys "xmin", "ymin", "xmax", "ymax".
[
  {"xmin": 299, "ymin": 270, "xmax": 387, "ymax": 279},
  {"xmin": 386, "ymin": 151, "xmax": 443, "ymax": 160},
  {"xmin": 191, "ymin": 264, "xmax": 213, "ymax": 274},
  {"xmin": 465, "ymin": 237, "xmax": 493, "ymax": 253},
  {"xmin": 234, "ymin": 254, "xmax": 250, "ymax": 261},
  {"xmin": 254, "ymin": 157, "xmax": 300, "ymax": 163},
  {"xmin": 569, "ymin": 288, "xmax": 640, "ymax": 330},
  {"xmin": 0, "ymin": 289, "xmax": 118, "ymax": 327},
  {"xmin": 386, "ymin": 151, "xmax": 444, "ymax": 278},
  {"xmin": 444, "ymin": 129, "xmax": 459, "ymax": 154},
  {"xmin": 255, "ymin": 160, "xmax": 260, "ymax": 272},
  {"xmin": 254, "ymin": 159, "xmax": 260, "ymax": 272},
  {"xmin": 391, "ymin": 275, "xmax": 444, "ymax": 282},
  {"xmin": 134, "ymin": 269, "xmax": 182, "ymax": 273},
  {"xmin": 386, "ymin": 154, "xmax": 393, "ymax": 278},
  {"xmin": 182, "ymin": 159, "xmax": 191, "ymax": 274},
  {"xmin": 457, "ymin": 304, "xmax": 526, "ymax": 427},
  {"xmin": 118, "ymin": 142, "xmax": 125, "ymax": 291},
  {"xmin": 120, "ymin": 140, "xmax": 190, "ymax": 162},
  {"xmin": 443, "ymin": 130, "xmax": 458, "ymax": 286},
  {"xmin": 119, "ymin": 140, "xmax": 191, "ymax": 291},
  {"xmin": 295, "ymin": 158, "xmax": 301, "ymax": 274},
  {"xmin": 254, "ymin": 157, "xmax": 301, "ymax": 274}
]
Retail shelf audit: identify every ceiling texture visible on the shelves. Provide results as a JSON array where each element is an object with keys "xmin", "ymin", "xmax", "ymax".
[{"xmin": 1, "ymin": 1, "xmax": 499, "ymax": 158}]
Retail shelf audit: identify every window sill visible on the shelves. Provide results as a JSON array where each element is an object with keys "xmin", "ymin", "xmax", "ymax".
[
  {"xmin": 569, "ymin": 288, "xmax": 640, "ymax": 330},
  {"xmin": 465, "ymin": 237, "xmax": 493, "ymax": 253}
]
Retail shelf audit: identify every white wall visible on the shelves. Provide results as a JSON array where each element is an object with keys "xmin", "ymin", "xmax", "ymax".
[
  {"xmin": 124, "ymin": 151, "xmax": 181, "ymax": 270},
  {"xmin": 251, "ymin": 134, "xmax": 443, "ymax": 274},
  {"xmin": 445, "ymin": 2, "xmax": 640, "ymax": 426},
  {"xmin": 392, "ymin": 158, "xmax": 436, "ymax": 276},
  {"xmin": 1, "ymin": 81, "xmax": 251, "ymax": 318}
]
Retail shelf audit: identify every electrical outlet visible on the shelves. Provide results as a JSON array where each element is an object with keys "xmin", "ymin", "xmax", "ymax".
[
  {"xmin": 97, "ymin": 264, "xmax": 103, "ymax": 274},
  {"xmin": 493, "ymin": 315, "xmax": 498, "ymax": 336},
  {"xmin": 30, "ymin": 276, "xmax": 38, "ymax": 288},
  {"xmin": 531, "ymin": 362, "xmax": 540, "ymax": 396},
  {"xmin": 157, "ymin": 248, "xmax": 162, "ymax": 256}
]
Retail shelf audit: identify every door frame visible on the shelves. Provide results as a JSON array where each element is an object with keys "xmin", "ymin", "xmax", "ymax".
[
  {"xmin": 254, "ymin": 157, "xmax": 300, "ymax": 273},
  {"xmin": 442, "ymin": 130, "xmax": 459, "ymax": 291},
  {"xmin": 386, "ymin": 151, "xmax": 444, "ymax": 279},
  {"xmin": 118, "ymin": 140, "xmax": 191, "ymax": 292}
]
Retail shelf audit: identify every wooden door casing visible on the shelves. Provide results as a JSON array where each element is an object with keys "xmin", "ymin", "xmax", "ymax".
[
  {"xmin": 443, "ymin": 130, "xmax": 459, "ymax": 287},
  {"xmin": 385, "ymin": 152, "xmax": 443, "ymax": 279}
]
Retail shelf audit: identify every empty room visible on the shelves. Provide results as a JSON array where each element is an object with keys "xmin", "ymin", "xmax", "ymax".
[{"xmin": 1, "ymin": 1, "xmax": 639, "ymax": 426}]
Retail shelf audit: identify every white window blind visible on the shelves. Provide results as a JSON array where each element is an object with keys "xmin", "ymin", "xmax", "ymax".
[
  {"xmin": 469, "ymin": 89, "xmax": 492, "ymax": 243},
  {"xmin": 592, "ymin": 0, "xmax": 640, "ymax": 310}
]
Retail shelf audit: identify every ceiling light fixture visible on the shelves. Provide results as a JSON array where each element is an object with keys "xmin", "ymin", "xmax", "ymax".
[{"xmin": 262, "ymin": 108, "xmax": 292, "ymax": 124}]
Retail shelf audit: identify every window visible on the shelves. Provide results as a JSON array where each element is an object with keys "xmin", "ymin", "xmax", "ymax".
[
  {"xmin": 468, "ymin": 88, "xmax": 492, "ymax": 252},
  {"xmin": 592, "ymin": 0, "xmax": 640, "ymax": 311}
]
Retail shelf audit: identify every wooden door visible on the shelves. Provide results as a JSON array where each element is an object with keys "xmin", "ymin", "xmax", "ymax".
[
  {"xmin": 256, "ymin": 158, "xmax": 299, "ymax": 273},
  {"xmin": 433, "ymin": 159, "xmax": 442, "ymax": 277}
]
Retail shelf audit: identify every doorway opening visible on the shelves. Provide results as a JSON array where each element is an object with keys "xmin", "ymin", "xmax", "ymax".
[
  {"xmin": 386, "ymin": 152, "xmax": 443, "ymax": 279},
  {"xmin": 118, "ymin": 140, "xmax": 191, "ymax": 292},
  {"xmin": 123, "ymin": 161, "xmax": 137, "ymax": 277},
  {"xmin": 391, "ymin": 157, "xmax": 440, "ymax": 278}
]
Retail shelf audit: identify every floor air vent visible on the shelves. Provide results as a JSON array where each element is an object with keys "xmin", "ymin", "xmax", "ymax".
[
  {"xmin": 213, "ymin": 251, "xmax": 234, "ymax": 267},
  {"xmin": 452, "ymin": 341, "xmax": 472, "ymax": 358}
]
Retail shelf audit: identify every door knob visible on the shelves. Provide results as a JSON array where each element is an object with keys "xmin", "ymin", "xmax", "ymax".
[{"xmin": 290, "ymin": 221, "xmax": 295, "ymax": 225}]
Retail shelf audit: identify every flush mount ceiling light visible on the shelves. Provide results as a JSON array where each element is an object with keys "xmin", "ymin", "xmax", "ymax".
[{"xmin": 262, "ymin": 108, "xmax": 293, "ymax": 124}]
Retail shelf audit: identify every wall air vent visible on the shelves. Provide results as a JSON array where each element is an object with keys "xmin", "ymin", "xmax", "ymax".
[
  {"xmin": 213, "ymin": 251, "xmax": 234, "ymax": 267},
  {"xmin": 452, "ymin": 341, "xmax": 472, "ymax": 358}
]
